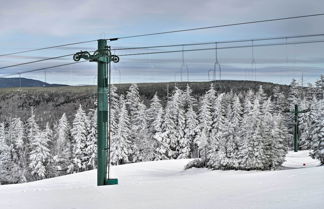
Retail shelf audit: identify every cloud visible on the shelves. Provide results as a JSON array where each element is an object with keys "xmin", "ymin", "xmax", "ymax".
[{"xmin": 1, "ymin": 0, "xmax": 324, "ymax": 37}]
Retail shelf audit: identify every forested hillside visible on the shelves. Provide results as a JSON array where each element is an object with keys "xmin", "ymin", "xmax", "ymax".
[
  {"xmin": 0, "ymin": 80, "xmax": 289, "ymax": 127},
  {"xmin": 0, "ymin": 78, "xmax": 323, "ymax": 184}
]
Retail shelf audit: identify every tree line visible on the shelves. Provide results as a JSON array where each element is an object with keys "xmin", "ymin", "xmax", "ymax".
[{"xmin": 0, "ymin": 76, "xmax": 323, "ymax": 184}]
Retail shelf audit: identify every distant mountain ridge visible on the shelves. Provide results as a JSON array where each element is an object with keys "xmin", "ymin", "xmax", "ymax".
[{"xmin": 0, "ymin": 78, "xmax": 67, "ymax": 88}]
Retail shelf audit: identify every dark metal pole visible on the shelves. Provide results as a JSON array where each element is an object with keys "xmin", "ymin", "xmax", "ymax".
[
  {"xmin": 97, "ymin": 39, "xmax": 108, "ymax": 186},
  {"xmin": 73, "ymin": 39, "xmax": 119, "ymax": 186},
  {"xmin": 294, "ymin": 104, "xmax": 299, "ymax": 152}
]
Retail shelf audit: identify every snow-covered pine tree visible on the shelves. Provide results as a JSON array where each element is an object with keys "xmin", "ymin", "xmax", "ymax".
[
  {"xmin": 272, "ymin": 86, "xmax": 287, "ymax": 112},
  {"xmin": 223, "ymin": 94, "xmax": 242, "ymax": 169},
  {"xmin": 256, "ymin": 85, "xmax": 267, "ymax": 107},
  {"xmin": 151, "ymin": 105, "xmax": 165, "ymax": 160},
  {"xmin": 43, "ymin": 123, "xmax": 56, "ymax": 177},
  {"xmin": 315, "ymin": 74, "xmax": 324, "ymax": 100},
  {"xmin": 126, "ymin": 84, "xmax": 141, "ymax": 162},
  {"xmin": 207, "ymin": 93, "xmax": 227, "ymax": 169},
  {"xmin": 236, "ymin": 92, "xmax": 253, "ymax": 167},
  {"xmin": 71, "ymin": 105, "xmax": 90, "ymax": 172},
  {"xmin": 196, "ymin": 84, "xmax": 215, "ymax": 161},
  {"xmin": 309, "ymin": 100, "xmax": 324, "ymax": 164},
  {"xmin": 300, "ymin": 95, "xmax": 318, "ymax": 150},
  {"xmin": 179, "ymin": 84, "xmax": 199, "ymax": 159},
  {"xmin": 259, "ymin": 98, "xmax": 275, "ymax": 169},
  {"xmin": 28, "ymin": 110, "xmax": 51, "ymax": 180},
  {"xmin": 109, "ymin": 85, "xmax": 120, "ymax": 161},
  {"xmin": 54, "ymin": 113, "xmax": 72, "ymax": 174},
  {"xmin": 147, "ymin": 93, "xmax": 164, "ymax": 160},
  {"xmin": 147, "ymin": 93, "xmax": 163, "ymax": 129},
  {"xmin": 299, "ymin": 98, "xmax": 311, "ymax": 150},
  {"xmin": 158, "ymin": 87, "xmax": 185, "ymax": 159},
  {"xmin": 288, "ymin": 79, "xmax": 300, "ymax": 108},
  {"xmin": 0, "ymin": 122, "xmax": 14, "ymax": 184},
  {"xmin": 134, "ymin": 102, "xmax": 153, "ymax": 161},
  {"xmin": 239, "ymin": 97, "xmax": 266, "ymax": 170},
  {"xmin": 86, "ymin": 109, "xmax": 97, "ymax": 170},
  {"xmin": 111, "ymin": 95, "xmax": 132, "ymax": 165},
  {"xmin": 270, "ymin": 113, "xmax": 289, "ymax": 169},
  {"xmin": 6, "ymin": 117, "xmax": 28, "ymax": 182}
]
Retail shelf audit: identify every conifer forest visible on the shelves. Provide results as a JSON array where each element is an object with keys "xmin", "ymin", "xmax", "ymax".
[{"xmin": 0, "ymin": 76, "xmax": 323, "ymax": 184}]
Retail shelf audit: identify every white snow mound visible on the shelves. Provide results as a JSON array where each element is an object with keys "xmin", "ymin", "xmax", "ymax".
[
  {"xmin": 282, "ymin": 150, "xmax": 321, "ymax": 168},
  {"xmin": 0, "ymin": 152, "xmax": 323, "ymax": 209}
]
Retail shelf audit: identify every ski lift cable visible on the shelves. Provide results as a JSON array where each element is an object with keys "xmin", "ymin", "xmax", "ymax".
[
  {"xmin": 3, "ymin": 38, "xmax": 324, "ymax": 78},
  {"xmin": 0, "ymin": 40, "xmax": 97, "ymax": 57},
  {"xmin": 112, "ymin": 33, "xmax": 324, "ymax": 51},
  {"xmin": 118, "ymin": 39, "xmax": 324, "ymax": 57},
  {"xmin": 110, "ymin": 13, "xmax": 324, "ymax": 40},
  {"xmin": 0, "ymin": 61, "xmax": 87, "ymax": 77},
  {"xmin": 0, "ymin": 53, "xmax": 74, "ymax": 70},
  {"xmin": 1, "ymin": 13, "xmax": 324, "ymax": 57},
  {"xmin": 2, "ymin": 33, "xmax": 324, "ymax": 71}
]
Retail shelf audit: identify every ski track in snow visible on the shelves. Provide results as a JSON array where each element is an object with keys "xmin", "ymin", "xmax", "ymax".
[{"xmin": 0, "ymin": 152, "xmax": 323, "ymax": 209}]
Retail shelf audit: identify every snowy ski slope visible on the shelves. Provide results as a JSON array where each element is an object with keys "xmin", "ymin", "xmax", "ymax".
[{"xmin": 0, "ymin": 151, "xmax": 323, "ymax": 209}]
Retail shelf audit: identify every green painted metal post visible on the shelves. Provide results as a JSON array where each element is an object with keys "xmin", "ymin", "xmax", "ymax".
[
  {"xmin": 283, "ymin": 104, "xmax": 310, "ymax": 153},
  {"xmin": 97, "ymin": 39, "xmax": 108, "ymax": 186},
  {"xmin": 294, "ymin": 104, "xmax": 298, "ymax": 152},
  {"xmin": 73, "ymin": 39, "xmax": 119, "ymax": 186}
]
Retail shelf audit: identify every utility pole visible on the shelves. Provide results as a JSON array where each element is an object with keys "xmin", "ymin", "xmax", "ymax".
[
  {"xmin": 73, "ymin": 39, "xmax": 119, "ymax": 186},
  {"xmin": 283, "ymin": 104, "xmax": 310, "ymax": 152}
]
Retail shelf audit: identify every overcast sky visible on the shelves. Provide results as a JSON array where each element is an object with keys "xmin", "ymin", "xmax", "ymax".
[{"xmin": 1, "ymin": 0, "xmax": 324, "ymax": 85}]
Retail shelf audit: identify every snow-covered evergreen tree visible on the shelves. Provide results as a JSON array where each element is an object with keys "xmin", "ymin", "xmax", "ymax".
[
  {"xmin": 54, "ymin": 113, "xmax": 72, "ymax": 174},
  {"xmin": 86, "ymin": 109, "xmax": 97, "ymax": 170},
  {"xmin": 239, "ymin": 98, "xmax": 267, "ymax": 170},
  {"xmin": 288, "ymin": 79, "xmax": 300, "ymax": 108},
  {"xmin": 196, "ymin": 85, "xmax": 215, "ymax": 160},
  {"xmin": 147, "ymin": 93, "xmax": 164, "ymax": 160},
  {"xmin": 126, "ymin": 84, "xmax": 141, "ymax": 162},
  {"xmin": 71, "ymin": 105, "xmax": 90, "ymax": 172},
  {"xmin": 272, "ymin": 86, "xmax": 287, "ymax": 112},
  {"xmin": 0, "ymin": 122, "xmax": 13, "ymax": 184},
  {"xmin": 28, "ymin": 110, "xmax": 51, "ymax": 180},
  {"xmin": 134, "ymin": 102, "xmax": 153, "ymax": 161},
  {"xmin": 207, "ymin": 93, "xmax": 227, "ymax": 169},
  {"xmin": 299, "ymin": 98, "xmax": 312, "ymax": 150},
  {"xmin": 180, "ymin": 85, "xmax": 199, "ymax": 159},
  {"xmin": 270, "ymin": 113, "xmax": 289, "ymax": 168},
  {"xmin": 111, "ymin": 95, "xmax": 132, "ymax": 165},
  {"xmin": 7, "ymin": 117, "xmax": 28, "ymax": 182},
  {"xmin": 310, "ymin": 100, "xmax": 324, "ymax": 164},
  {"xmin": 315, "ymin": 74, "xmax": 324, "ymax": 100},
  {"xmin": 158, "ymin": 87, "xmax": 185, "ymax": 159},
  {"xmin": 222, "ymin": 94, "xmax": 242, "ymax": 169},
  {"xmin": 109, "ymin": 85, "xmax": 120, "ymax": 162}
]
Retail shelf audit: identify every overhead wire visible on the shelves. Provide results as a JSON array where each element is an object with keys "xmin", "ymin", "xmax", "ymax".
[
  {"xmin": 3, "ymin": 38, "xmax": 324, "ymax": 78},
  {"xmin": 117, "ymin": 39, "xmax": 324, "ymax": 57},
  {"xmin": 0, "ymin": 40, "xmax": 97, "ymax": 57},
  {"xmin": 109, "ymin": 13, "xmax": 324, "ymax": 40},
  {"xmin": 1, "ymin": 13, "xmax": 324, "ymax": 57},
  {"xmin": 112, "ymin": 33, "xmax": 324, "ymax": 51},
  {"xmin": 3, "ymin": 33, "xmax": 324, "ymax": 71},
  {"xmin": 0, "ymin": 53, "xmax": 74, "ymax": 70},
  {"xmin": 0, "ymin": 61, "xmax": 86, "ymax": 77}
]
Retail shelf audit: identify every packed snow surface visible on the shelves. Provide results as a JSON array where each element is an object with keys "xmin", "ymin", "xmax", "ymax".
[{"xmin": 0, "ymin": 151, "xmax": 323, "ymax": 209}]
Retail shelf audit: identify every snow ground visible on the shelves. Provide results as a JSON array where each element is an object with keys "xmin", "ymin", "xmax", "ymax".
[{"xmin": 0, "ymin": 151, "xmax": 323, "ymax": 209}]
